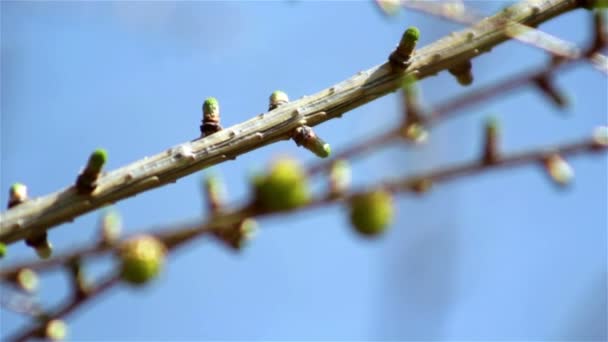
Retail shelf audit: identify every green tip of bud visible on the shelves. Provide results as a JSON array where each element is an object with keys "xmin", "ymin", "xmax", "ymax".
[
  {"xmin": 403, "ymin": 27, "xmax": 420, "ymax": 42},
  {"xmin": 253, "ymin": 158, "xmax": 310, "ymax": 211},
  {"xmin": 0, "ymin": 242, "xmax": 6, "ymax": 258},
  {"xmin": 35, "ymin": 241, "xmax": 53, "ymax": 259},
  {"xmin": 349, "ymin": 189, "xmax": 394, "ymax": 237},
  {"xmin": 88, "ymin": 149, "xmax": 108, "ymax": 172},
  {"xmin": 9, "ymin": 183, "xmax": 28, "ymax": 201},
  {"xmin": 485, "ymin": 117, "xmax": 500, "ymax": 133},
  {"xmin": 119, "ymin": 235, "xmax": 166, "ymax": 286},
  {"xmin": 203, "ymin": 97, "xmax": 220, "ymax": 115},
  {"xmin": 317, "ymin": 144, "xmax": 331, "ymax": 158},
  {"xmin": 17, "ymin": 268, "xmax": 39, "ymax": 293},
  {"xmin": 270, "ymin": 90, "xmax": 289, "ymax": 102},
  {"xmin": 46, "ymin": 319, "xmax": 68, "ymax": 341},
  {"xmin": 101, "ymin": 210, "xmax": 122, "ymax": 244}
]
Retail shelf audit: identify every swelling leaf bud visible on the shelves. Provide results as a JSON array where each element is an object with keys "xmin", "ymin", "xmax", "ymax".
[
  {"xmin": 349, "ymin": 189, "xmax": 394, "ymax": 237},
  {"xmin": 253, "ymin": 158, "xmax": 310, "ymax": 211},
  {"xmin": 119, "ymin": 235, "xmax": 167, "ymax": 286}
]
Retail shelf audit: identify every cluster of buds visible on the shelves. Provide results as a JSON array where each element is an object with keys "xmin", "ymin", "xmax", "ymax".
[
  {"xmin": 389, "ymin": 26, "xmax": 420, "ymax": 70},
  {"xmin": 200, "ymin": 97, "xmax": 223, "ymax": 137},
  {"xmin": 119, "ymin": 235, "xmax": 167, "ymax": 286},
  {"xmin": 448, "ymin": 60, "xmax": 474, "ymax": 86},
  {"xmin": 8, "ymin": 183, "xmax": 53, "ymax": 259},
  {"xmin": 349, "ymin": 189, "xmax": 395, "ymax": 237},
  {"xmin": 75, "ymin": 149, "xmax": 107, "ymax": 194},
  {"xmin": 252, "ymin": 158, "xmax": 311, "ymax": 212}
]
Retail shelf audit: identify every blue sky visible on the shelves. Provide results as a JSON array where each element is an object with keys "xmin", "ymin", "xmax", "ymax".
[{"xmin": 1, "ymin": 1, "xmax": 606, "ymax": 340}]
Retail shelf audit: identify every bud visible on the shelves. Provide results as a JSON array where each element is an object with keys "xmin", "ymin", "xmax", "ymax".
[
  {"xmin": 100, "ymin": 210, "xmax": 122, "ymax": 245},
  {"xmin": 0, "ymin": 242, "xmax": 6, "ymax": 258},
  {"xmin": 201, "ymin": 97, "xmax": 223, "ymax": 137},
  {"xmin": 119, "ymin": 235, "xmax": 167, "ymax": 286},
  {"xmin": 543, "ymin": 154, "xmax": 574, "ymax": 186},
  {"xmin": 25, "ymin": 232, "xmax": 53, "ymax": 259},
  {"xmin": 17, "ymin": 268, "xmax": 39, "ymax": 293},
  {"xmin": 292, "ymin": 126, "xmax": 332, "ymax": 158},
  {"xmin": 269, "ymin": 90, "xmax": 289, "ymax": 110},
  {"xmin": 329, "ymin": 160, "xmax": 351, "ymax": 195},
  {"xmin": 212, "ymin": 218, "xmax": 258, "ymax": 250},
  {"xmin": 448, "ymin": 60, "xmax": 474, "ymax": 86},
  {"xmin": 253, "ymin": 158, "xmax": 310, "ymax": 211},
  {"xmin": 76, "ymin": 149, "xmax": 107, "ymax": 194},
  {"xmin": 8, "ymin": 182, "xmax": 28, "ymax": 208},
  {"xmin": 592, "ymin": 126, "xmax": 608, "ymax": 148},
  {"xmin": 389, "ymin": 26, "xmax": 420, "ymax": 69},
  {"xmin": 349, "ymin": 189, "xmax": 394, "ymax": 237},
  {"xmin": 45, "ymin": 319, "xmax": 68, "ymax": 341}
]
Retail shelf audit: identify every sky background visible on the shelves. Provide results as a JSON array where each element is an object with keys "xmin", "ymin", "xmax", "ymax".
[{"xmin": 1, "ymin": 1, "xmax": 607, "ymax": 340}]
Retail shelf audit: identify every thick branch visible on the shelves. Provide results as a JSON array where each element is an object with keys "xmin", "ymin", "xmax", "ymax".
[{"xmin": 0, "ymin": 0, "xmax": 582, "ymax": 244}]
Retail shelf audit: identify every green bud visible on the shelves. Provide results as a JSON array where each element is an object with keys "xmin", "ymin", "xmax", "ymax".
[
  {"xmin": 17, "ymin": 268, "xmax": 39, "ymax": 293},
  {"xmin": 86, "ymin": 149, "xmax": 108, "ymax": 174},
  {"xmin": 119, "ymin": 235, "xmax": 166, "ymax": 286},
  {"xmin": 203, "ymin": 97, "xmax": 220, "ymax": 116},
  {"xmin": 402, "ymin": 27, "xmax": 420, "ymax": 44},
  {"xmin": 45, "ymin": 319, "xmax": 68, "ymax": 341},
  {"xmin": 253, "ymin": 158, "xmax": 310, "ymax": 211},
  {"xmin": 0, "ymin": 242, "xmax": 6, "ymax": 258},
  {"xmin": 9, "ymin": 183, "xmax": 28, "ymax": 205},
  {"xmin": 544, "ymin": 154, "xmax": 574, "ymax": 186},
  {"xmin": 349, "ymin": 189, "xmax": 394, "ymax": 237},
  {"xmin": 100, "ymin": 210, "xmax": 122, "ymax": 244},
  {"xmin": 592, "ymin": 126, "xmax": 608, "ymax": 147},
  {"xmin": 269, "ymin": 90, "xmax": 289, "ymax": 110},
  {"xmin": 329, "ymin": 160, "xmax": 351, "ymax": 195},
  {"xmin": 292, "ymin": 126, "xmax": 332, "ymax": 158},
  {"xmin": 34, "ymin": 240, "xmax": 53, "ymax": 259}
]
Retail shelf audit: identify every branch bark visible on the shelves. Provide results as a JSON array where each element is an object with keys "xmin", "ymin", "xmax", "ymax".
[{"xmin": 0, "ymin": 0, "xmax": 583, "ymax": 244}]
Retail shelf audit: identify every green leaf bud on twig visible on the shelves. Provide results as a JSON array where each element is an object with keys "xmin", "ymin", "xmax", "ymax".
[
  {"xmin": 269, "ymin": 90, "xmax": 289, "ymax": 111},
  {"xmin": 212, "ymin": 218, "xmax": 258, "ymax": 251},
  {"xmin": 200, "ymin": 97, "xmax": 223, "ymax": 137},
  {"xmin": 0, "ymin": 242, "xmax": 6, "ymax": 258},
  {"xmin": 16, "ymin": 268, "xmax": 39, "ymax": 293},
  {"xmin": 482, "ymin": 117, "xmax": 501, "ymax": 165},
  {"xmin": 329, "ymin": 160, "xmax": 351, "ymax": 196},
  {"xmin": 389, "ymin": 26, "xmax": 420, "ymax": 70},
  {"xmin": 45, "ymin": 319, "xmax": 68, "ymax": 341},
  {"xmin": 75, "ymin": 149, "xmax": 107, "ymax": 194},
  {"xmin": 119, "ymin": 235, "xmax": 167, "ymax": 286},
  {"xmin": 292, "ymin": 126, "xmax": 332, "ymax": 158},
  {"xmin": 349, "ymin": 189, "xmax": 394, "ymax": 237},
  {"xmin": 253, "ymin": 158, "xmax": 311, "ymax": 211},
  {"xmin": 543, "ymin": 153, "xmax": 574, "ymax": 187},
  {"xmin": 592, "ymin": 126, "xmax": 608, "ymax": 148},
  {"xmin": 448, "ymin": 60, "xmax": 474, "ymax": 86},
  {"xmin": 99, "ymin": 210, "xmax": 122, "ymax": 245},
  {"xmin": 8, "ymin": 182, "xmax": 28, "ymax": 208}
]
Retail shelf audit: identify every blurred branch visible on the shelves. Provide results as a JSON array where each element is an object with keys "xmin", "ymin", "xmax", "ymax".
[
  {"xmin": 3, "ymin": 126, "xmax": 606, "ymax": 341},
  {"xmin": 0, "ymin": 0, "xmax": 584, "ymax": 245}
]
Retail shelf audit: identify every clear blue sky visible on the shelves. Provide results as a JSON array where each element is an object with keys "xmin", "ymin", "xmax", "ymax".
[{"xmin": 1, "ymin": 1, "xmax": 606, "ymax": 340}]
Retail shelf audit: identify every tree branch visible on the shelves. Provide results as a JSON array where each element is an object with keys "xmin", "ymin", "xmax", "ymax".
[{"xmin": 0, "ymin": 0, "xmax": 583, "ymax": 244}]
